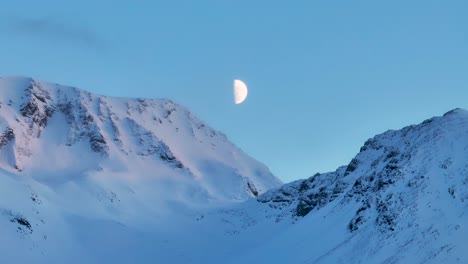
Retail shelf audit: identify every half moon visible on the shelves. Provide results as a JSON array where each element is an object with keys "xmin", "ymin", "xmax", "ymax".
[{"xmin": 233, "ymin": 79, "xmax": 248, "ymax": 104}]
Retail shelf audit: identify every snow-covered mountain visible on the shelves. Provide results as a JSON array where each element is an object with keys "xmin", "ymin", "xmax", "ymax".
[
  {"xmin": 1, "ymin": 75, "xmax": 468, "ymax": 264},
  {"xmin": 0, "ymin": 76, "xmax": 280, "ymax": 200},
  {"xmin": 0, "ymin": 76, "xmax": 281, "ymax": 262},
  {"xmin": 229, "ymin": 108, "xmax": 468, "ymax": 263}
]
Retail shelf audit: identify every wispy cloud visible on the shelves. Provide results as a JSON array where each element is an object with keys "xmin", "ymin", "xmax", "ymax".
[{"xmin": 5, "ymin": 16, "xmax": 103, "ymax": 51}]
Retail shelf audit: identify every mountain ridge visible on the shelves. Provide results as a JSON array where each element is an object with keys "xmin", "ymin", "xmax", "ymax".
[
  {"xmin": 230, "ymin": 107, "xmax": 468, "ymax": 263},
  {"xmin": 0, "ymin": 76, "xmax": 281, "ymax": 200}
]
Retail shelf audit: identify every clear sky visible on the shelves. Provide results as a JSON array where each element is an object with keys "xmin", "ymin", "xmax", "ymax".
[{"xmin": 1, "ymin": 0, "xmax": 467, "ymax": 182}]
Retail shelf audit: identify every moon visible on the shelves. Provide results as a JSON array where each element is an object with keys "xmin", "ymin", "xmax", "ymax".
[{"xmin": 233, "ymin": 79, "xmax": 248, "ymax": 104}]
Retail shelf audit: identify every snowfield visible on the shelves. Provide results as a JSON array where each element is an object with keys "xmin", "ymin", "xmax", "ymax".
[{"xmin": 1, "ymin": 76, "xmax": 468, "ymax": 263}]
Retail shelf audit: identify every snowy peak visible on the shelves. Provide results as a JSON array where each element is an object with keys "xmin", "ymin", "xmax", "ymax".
[
  {"xmin": 0, "ymin": 76, "xmax": 281, "ymax": 201},
  {"xmin": 442, "ymin": 107, "xmax": 467, "ymax": 117},
  {"xmin": 249, "ymin": 108, "xmax": 468, "ymax": 263},
  {"xmin": 260, "ymin": 108, "xmax": 468, "ymax": 219}
]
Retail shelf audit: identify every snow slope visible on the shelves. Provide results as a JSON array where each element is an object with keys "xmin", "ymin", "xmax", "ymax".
[
  {"xmin": 0, "ymin": 76, "xmax": 281, "ymax": 263},
  {"xmin": 229, "ymin": 108, "xmax": 468, "ymax": 263},
  {"xmin": 1, "ymin": 75, "xmax": 468, "ymax": 263},
  {"xmin": 0, "ymin": 76, "xmax": 280, "ymax": 201}
]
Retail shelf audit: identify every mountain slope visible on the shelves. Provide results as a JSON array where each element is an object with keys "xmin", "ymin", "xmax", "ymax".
[
  {"xmin": 0, "ymin": 76, "xmax": 282, "ymax": 263},
  {"xmin": 0, "ymin": 76, "xmax": 281, "ymax": 202},
  {"xmin": 229, "ymin": 108, "xmax": 468, "ymax": 263}
]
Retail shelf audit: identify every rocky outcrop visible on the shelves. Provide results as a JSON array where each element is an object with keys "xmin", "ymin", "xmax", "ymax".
[{"xmin": 0, "ymin": 128, "xmax": 15, "ymax": 148}]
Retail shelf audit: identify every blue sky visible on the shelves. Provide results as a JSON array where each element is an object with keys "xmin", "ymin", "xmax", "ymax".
[{"xmin": 1, "ymin": 0, "xmax": 467, "ymax": 182}]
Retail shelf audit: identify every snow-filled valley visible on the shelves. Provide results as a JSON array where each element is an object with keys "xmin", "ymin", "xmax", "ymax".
[{"xmin": 1, "ymin": 76, "xmax": 468, "ymax": 263}]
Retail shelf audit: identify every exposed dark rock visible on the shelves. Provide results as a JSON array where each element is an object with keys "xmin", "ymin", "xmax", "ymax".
[
  {"xmin": 296, "ymin": 199, "xmax": 314, "ymax": 217},
  {"xmin": 258, "ymin": 168, "xmax": 349, "ymax": 219},
  {"xmin": 345, "ymin": 158, "xmax": 359, "ymax": 176},
  {"xmin": 10, "ymin": 217, "xmax": 32, "ymax": 233},
  {"xmin": 247, "ymin": 181, "xmax": 259, "ymax": 197},
  {"xmin": 360, "ymin": 138, "xmax": 382, "ymax": 152},
  {"xmin": 348, "ymin": 200, "xmax": 371, "ymax": 232},
  {"xmin": 89, "ymin": 130, "xmax": 109, "ymax": 155},
  {"xmin": 0, "ymin": 128, "xmax": 15, "ymax": 148},
  {"xmin": 375, "ymin": 195, "xmax": 398, "ymax": 232}
]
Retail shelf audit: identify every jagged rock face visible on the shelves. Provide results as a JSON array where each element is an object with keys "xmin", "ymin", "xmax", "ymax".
[
  {"xmin": 0, "ymin": 77, "xmax": 281, "ymax": 201},
  {"xmin": 252, "ymin": 108, "xmax": 468, "ymax": 263},
  {"xmin": 259, "ymin": 168, "xmax": 348, "ymax": 219}
]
